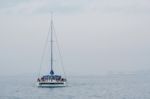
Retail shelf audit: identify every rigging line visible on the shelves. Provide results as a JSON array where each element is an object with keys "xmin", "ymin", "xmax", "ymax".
[
  {"xmin": 38, "ymin": 19, "xmax": 51, "ymax": 77},
  {"xmin": 53, "ymin": 24, "xmax": 67, "ymax": 79}
]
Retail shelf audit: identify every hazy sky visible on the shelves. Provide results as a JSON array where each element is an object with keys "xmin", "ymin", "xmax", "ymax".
[{"xmin": 0, "ymin": 0, "xmax": 150, "ymax": 76}]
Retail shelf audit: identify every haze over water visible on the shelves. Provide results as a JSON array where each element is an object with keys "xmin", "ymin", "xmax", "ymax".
[{"xmin": 0, "ymin": 0, "xmax": 150, "ymax": 76}]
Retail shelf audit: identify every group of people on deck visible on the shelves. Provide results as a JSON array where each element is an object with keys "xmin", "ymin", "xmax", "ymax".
[{"xmin": 37, "ymin": 75, "xmax": 66, "ymax": 82}]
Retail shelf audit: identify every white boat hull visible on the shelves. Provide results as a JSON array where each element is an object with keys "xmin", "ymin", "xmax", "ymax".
[{"xmin": 37, "ymin": 82, "xmax": 66, "ymax": 88}]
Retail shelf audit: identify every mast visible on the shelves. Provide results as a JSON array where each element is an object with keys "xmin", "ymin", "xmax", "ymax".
[{"xmin": 50, "ymin": 13, "xmax": 54, "ymax": 75}]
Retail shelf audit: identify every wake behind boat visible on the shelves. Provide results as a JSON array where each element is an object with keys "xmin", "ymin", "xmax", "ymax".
[{"xmin": 37, "ymin": 14, "xmax": 67, "ymax": 88}]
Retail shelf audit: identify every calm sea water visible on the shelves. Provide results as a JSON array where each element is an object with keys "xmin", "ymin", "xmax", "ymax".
[{"xmin": 0, "ymin": 74, "xmax": 150, "ymax": 99}]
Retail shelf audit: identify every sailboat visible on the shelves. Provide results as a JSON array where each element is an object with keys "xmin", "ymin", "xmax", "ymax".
[{"xmin": 37, "ymin": 14, "xmax": 67, "ymax": 87}]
